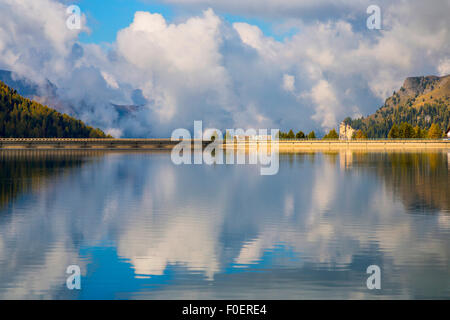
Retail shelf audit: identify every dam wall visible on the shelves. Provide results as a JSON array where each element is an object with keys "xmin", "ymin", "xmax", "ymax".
[{"xmin": 0, "ymin": 138, "xmax": 448, "ymax": 150}]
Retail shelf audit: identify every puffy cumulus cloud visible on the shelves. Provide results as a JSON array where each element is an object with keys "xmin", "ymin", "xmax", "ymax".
[
  {"xmin": 0, "ymin": 0, "xmax": 82, "ymax": 83},
  {"xmin": 114, "ymin": 9, "xmax": 234, "ymax": 129},
  {"xmin": 307, "ymin": 80, "xmax": 340, "ymax": 129},
  {"xmin": 0, "ymin": 0, "xmax": 449, "ymax": 136},
  {"xmin": 117, "ymin": 10, "xmax": 223, "ymax": 84},
  {"xmin": 232, "ymin": 22, "xmax": 281, "ymax": 61},
  {"xmin": 229, "ymin": 20, "xmax": 363, "ymax": 130}
]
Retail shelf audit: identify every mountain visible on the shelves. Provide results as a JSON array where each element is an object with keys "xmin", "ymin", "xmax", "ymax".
[
  {"xmin": 0, "ymin": 70, "xmax": 41, "ymax": 97},
  {"xmin": 342, "ymin": 75, "xmax": 450, "ymax": 138},
  {"xmin": 0, "ymin": 69, "xmax": 143, "ymax": 126},
  {"xmin": 0, "ymin": 80, "xmax": 110, "ymax": 138}
]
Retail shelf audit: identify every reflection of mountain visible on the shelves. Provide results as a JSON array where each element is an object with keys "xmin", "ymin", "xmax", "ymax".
[
  {"xmin": 0, "ymin": 150, "xmax": 99, "ymax": 209},
  {"xmin": 349, "ymin": 152, "xmax": 449, "ymax": 214},
  {"xmin": 384, "ymin": 152, "xmax": 449, "ymax": 214}
]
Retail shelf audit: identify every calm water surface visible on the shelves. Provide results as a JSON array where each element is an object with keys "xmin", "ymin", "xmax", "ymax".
[{"xmin": 0, "ymin": 150, "xmax": 449, "ymax": 299}]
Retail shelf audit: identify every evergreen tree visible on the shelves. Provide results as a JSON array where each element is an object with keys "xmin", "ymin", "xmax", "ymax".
[
  {"xmin": 295, "ymin": 131, "xmax": 305, "ymax": 139},
  {"xmin": 287, "ymin": 129, "xmax": 295, "ymax": 139},
  {"xmin": 399, "ymin": 122, "xmax": 414, "ymax": 138},
  {"xmin": 323, "ymin": 129, "xmax": 339, "ymax": 139},
  {"xmin": 388, "ymin": 124, "xmax": 400, "ymax": 139},
  {"xmin": 353, "ymin": 129, "xmax": 368, "ymax": 140},
  {"xmin": 428, "ymin": 123, "xmax": 442, "ymax": 139},
  {"xmin": 413, "ymin": 125, "xmax": 427, "ymax": 138}
]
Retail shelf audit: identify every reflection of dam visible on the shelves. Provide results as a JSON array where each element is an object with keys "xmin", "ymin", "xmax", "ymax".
[{"xmin": 0, "ymin": 138, "xmax": 449, "ymax": 150}]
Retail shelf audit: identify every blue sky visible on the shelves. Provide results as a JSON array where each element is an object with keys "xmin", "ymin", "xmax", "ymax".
[
  {"xmin": 77, "ymin": 0, "xmax": 290, "ymax": 44},
  {"xmin": 77, "ymin": 0, "xmax": 174, "ymax": 43}
]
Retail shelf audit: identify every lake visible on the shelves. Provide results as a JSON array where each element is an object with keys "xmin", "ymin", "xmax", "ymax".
[{"xmin": 0, "ymin": 149, "xmax": 449, "ymax": 299}]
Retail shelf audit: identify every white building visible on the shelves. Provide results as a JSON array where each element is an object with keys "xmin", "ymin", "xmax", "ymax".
[{"xmin": 339, "ymin": 122, "xmax": 355, "ymax": 140}]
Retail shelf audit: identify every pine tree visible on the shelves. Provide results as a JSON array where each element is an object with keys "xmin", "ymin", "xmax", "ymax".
[
  {"xmin": 287, "ymin": 129, "xmax": 295, "ymax": 139},
  {"xmin": 388, "ymin": 124, "xmax": 400, "ymax": 139},
  {"xmin": 427, "ymin": 123, "xmax": 442, "ymax": 139},
  {"xmin": 295, "ymin": 131, "xmax": 305, "ymax": 139},
  {"xmin": 323, "ymin": 129, "xmax": 339, "ymax": 139}
]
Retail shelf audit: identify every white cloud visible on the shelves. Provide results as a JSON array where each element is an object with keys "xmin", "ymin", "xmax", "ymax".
[
  {"xmin": 101, "ymin": 71, "xmax": 119, "ymax": 89},
  {"xmin": 282, "ymin": 74, "xmax": 295, "ymax": 92},
  {"xmin": 233, "ymin": 22, "xmax": 280, "ymax": 60},
  {"xmin": 307, "ymin": 80, "xmax": 340, "ymax": 129},
  {"xmin": 105, "ymin": 127, "xmax": 123, "ymax": 138},
  {"xmin": 0, "ymin": 0, "xmax": 86, "ymax": 83},
  {"xmin": 114, "ymin": 9, "xmax": 231, "ymax": 125},
  {"xmin": 438, "ymin": 59, "xmax": 450, "ymax": 76}
]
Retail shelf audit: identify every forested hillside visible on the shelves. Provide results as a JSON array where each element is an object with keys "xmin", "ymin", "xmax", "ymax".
[
  {"xmin": 0, "ymin": 81, "xmax": 110, "ymax": 138},
  {"xmin": 343, "ymin": 75, "xmax": 450, "ymax": 138}
]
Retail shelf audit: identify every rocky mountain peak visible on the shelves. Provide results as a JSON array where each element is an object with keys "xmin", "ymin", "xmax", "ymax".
[{"xmin": 400, "ymin": 75, "xmax": 447, "ymax": 97}]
